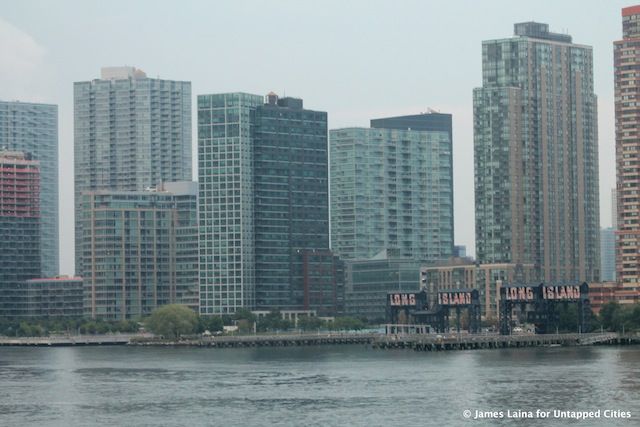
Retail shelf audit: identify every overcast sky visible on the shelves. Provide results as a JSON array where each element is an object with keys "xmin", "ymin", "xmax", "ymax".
[{"xmin": 0, "ymin": 0, "xmax": 629, "ymax": 275}]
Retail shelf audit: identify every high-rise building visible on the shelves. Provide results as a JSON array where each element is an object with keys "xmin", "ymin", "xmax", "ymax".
[
  {"xmin": 0, "ymin": 101, "xmax": 58, "ymax": 277},
  {"xmin": 254, "ymin": 95, "xmax": 330, "ymax": 311},
  {"xmin": 474, "ymin": 22, "xmax": 600, "ymax": 283},
  {"xmin": 615, "ymin": 6, "xmax": 640, "ymax": 292},
  {"xmin": 330, "ymin": 113, "xmax": 454, "ymax": 262},
  {"xmin": 74, "ymin": 67, "xmax": 191, "ymax": 275},
  {"xmin": 198, "ymin": 93, "xmax": 261, "ymax": 315},
  {"xmin": 80, "ymin": 182, "xmax": 198, "ymax": 320},
  {"xmin": 0, "ymin": 151, "xmax": 41, "ymax": 317},
  {"xmin": 198, "ymin": 92, "xmax": 335, "ymax": 315},
  {"xmin": 601, "ymin": 227, "xmax": 616, "ymax": 282}
]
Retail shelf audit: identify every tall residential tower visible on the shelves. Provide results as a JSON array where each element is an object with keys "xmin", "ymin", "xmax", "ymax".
[
  {"xmin": 330, "ymin": 113, "xmax": 454, "ymax": 262},
  {"xmin": 0, "ymin": 151, "xmax": 41, "ymax": 317},
  {"xmin": 74, "ymin": 67, "xmax": 191, "ymax": 275},
  {"xmin": 198, "ymin": 92, "xmax": 335, "ymax": 315},
  {"xmin": 0, "ymin": 101, "xmax": 58, "ymax": 277},
  {"xmin": 615, "ymin": 6, "xmax": 640, "ymax": 295},
  {"xmin": 474, "ymin": 22, "xmax": 600, "ymax": 283}
]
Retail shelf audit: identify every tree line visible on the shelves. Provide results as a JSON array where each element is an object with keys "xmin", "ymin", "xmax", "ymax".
[
  {"xmin": 0, "ymin": 305, "xmax": 369, "ymax": 339},
  {"xmin": 5, "ymin": 301, "xmax": 639, "ymax": 339},
  {"xmin": 145, "ymin": 305, "xmax": 369, "ymax": 339}
]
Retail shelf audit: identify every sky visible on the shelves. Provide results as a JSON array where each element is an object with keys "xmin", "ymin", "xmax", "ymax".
[{"xmin": 0, "ymin": 0, "xmax": 629, "ymax": 275}]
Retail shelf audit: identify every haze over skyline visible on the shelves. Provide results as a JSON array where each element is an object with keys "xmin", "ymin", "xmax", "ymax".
[{"xmin": 0, "ymin": 0, "xmax": 626, "ymax": 275}]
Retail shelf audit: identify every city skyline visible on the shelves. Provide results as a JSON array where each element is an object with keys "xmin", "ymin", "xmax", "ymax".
[{"xmin": 0, "ymin": 0, "xmax": 628, "ymax": 275}]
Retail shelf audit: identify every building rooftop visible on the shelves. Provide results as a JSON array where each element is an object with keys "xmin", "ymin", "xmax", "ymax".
[
  {"xmin": 514, "ymin": 22, "xmax": 572, "ymax": 43},
  {"xmin": 623, "ymin": 5, "xmax": 640, "ymax": 17},
  {"xmin": 100, "ymin": 66, "xmax": 147, "ymax": 80}
]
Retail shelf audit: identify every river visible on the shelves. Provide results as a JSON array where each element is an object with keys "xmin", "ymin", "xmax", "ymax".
[{"xmin": 0, "ymin": 345, "xmax": 638, "ymax": 426}]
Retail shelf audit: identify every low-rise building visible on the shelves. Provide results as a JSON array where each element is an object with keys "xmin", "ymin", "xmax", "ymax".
[
  {"xmin": 291, "ymin": 249, "xmax": 344, "ymax": 317},
  {"xmin": 421, "ymin": 258, "xmax": 537, "ymax": 320},
  {"xmin": 22, "ymin": 277, "xmax": 83, "ymax": 318},
  {"xmin": 344, "ymin": 253, "xmax": 422, "ymax": 322}
]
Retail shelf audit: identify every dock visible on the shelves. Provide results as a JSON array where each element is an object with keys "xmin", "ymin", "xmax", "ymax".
[
  {"xmin": 131, "ymin": 333, "xmax": 377, "ymax": 347},
  {"xmin": 0, "ymin": 332, "xmax": 637, "ymax": 350},
  {"xmin": 372, "ymin": 332, "xmax": 624, "ymax": 351},
  {"xmin": 0, "ymin": 334, "xmax": 137, "ymax": 346}
]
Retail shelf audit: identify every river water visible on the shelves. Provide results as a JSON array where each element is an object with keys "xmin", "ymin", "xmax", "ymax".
[{"xmin": 0, "ymin": 345, "xmax": 639, "ymax": 426}]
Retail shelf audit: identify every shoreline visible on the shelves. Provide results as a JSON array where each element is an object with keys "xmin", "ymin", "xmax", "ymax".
[{"xmin": 1, "ymin": 332, "xmax": 639, "ymax": 350}]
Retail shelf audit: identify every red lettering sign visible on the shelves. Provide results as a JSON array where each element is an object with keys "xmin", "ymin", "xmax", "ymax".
[{"xmin": 389, "ymin": 293, "xmax": 417, "ymax": 306}]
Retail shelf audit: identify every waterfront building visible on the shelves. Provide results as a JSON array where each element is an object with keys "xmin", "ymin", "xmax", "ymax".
[
  {"xmin": 344, "ymin": 252, "xmax": 421, "ymax": 322},
  {"xmin": 601, "ymin": 227, "xmax": 616, "ymax": 282},
  {"xmin": 291, "ymin": 249, "xmax": 345, "ymax": 317},
  {"xmin": 74, "ymin": 67, "xmax": 191, "ymax": 276},
  {"xmin": 420, "ymin": 259, "xmax": 537, "ymax": 321},
  {"xmin": 474, "ymin": 22, "xmax": 600, "ymax": 283},
  {"xmin": 80, "ymin": 182, "xmax": 198, "ymax": 320},
  {"xmin": 0, "ymin": 101, "xmax": 58, "ymax": 277},
  {"xmin": 330, "ymin": 113, "xmax": 453, "ymax": 262},
  {"xmin": 2, "ymin": 277, "xmax": 84, "ymax": 318},
  {"xmin": 0, "ymin": 151, "xmax": 41, "ymax": 317},
  {"xmin": 589, "ymin": 281, "xmax": 639, "ymax": 313},
  {"xmin": 615, "ymin": 6, "xmax": 640, "ymax": 294},
  {"xmin": 198, "ymin": 92, "xmax": 334, "ymax": 315}
]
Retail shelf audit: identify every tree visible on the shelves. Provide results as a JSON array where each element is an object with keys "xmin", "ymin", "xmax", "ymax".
[
  {"xmin": 557, "ymin": 304, "xmax": 578, "ymax": 332},
  {"xmin": 599, "ymin": 302, "xmax": 619, "ymax": 331},
  {"xmin": 329, "ymin": 317, "xmax": 366, "ymax": 331},
  {"xmin": 257, "ymin": 310, "xmax": 292, "ymax": 332},
  {"xmin": 145, "ymin": 304, "xmax": 198, "ymax": 339},
  {"xmin": 297, "ymin": 316, "xmax": 325, "ymax": 331},
  {"xmin": 233, "ymin": 308, "xmax": 257, "ymax": 323},
  {"xmin": 196, "ymin": 316, "xmax": 224, "ymax": 333}
]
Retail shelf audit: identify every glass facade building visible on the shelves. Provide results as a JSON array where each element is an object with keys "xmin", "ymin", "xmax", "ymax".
[
  {"xmin": 198, "ymin": 93, "xmax": 261, "ymax": 315},
  {"xmin": 344, "ymin": 257, "xmax": 421, "ymax": 322},
  {"xmin": 330, "ymin": 114, "xmax": 454, "ymax": 262},
  {"xmin": 74, "ymin": 67, "xmax": 191, "ymax": 276},
  {"xmin": 474, "ymin": 22, "xmax": 600, "ymax": 283},
  {"xmin": 2, "ymin": 277, "xmax": 84, "ymax": 318},
  {"xmin": 253, "ymin": 95, "xmax": 329, "ymax": 311},
  {"xmin": 198, "ymin": 92, "xmax": 334, "ymax": 315},
  {"xmin": 0, "ymin": 101, "xmax": 58, "ymax": 277},
  {"xmin": 80, "ymin": 182, "xmax": 198, "ymax": 320},
  {"xmin": 0, "ymin": 151, "xmax": 41, "ymax": 318}
]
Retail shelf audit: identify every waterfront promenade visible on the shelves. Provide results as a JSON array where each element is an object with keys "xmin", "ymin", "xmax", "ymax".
[{"xmin": 1, "ymin": 331, "xmax": 637, "ymax": 350}]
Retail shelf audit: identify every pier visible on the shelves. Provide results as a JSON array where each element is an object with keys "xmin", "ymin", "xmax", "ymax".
[
  {"xmin": 372, "ymin": 332, "xmax": 624, "ymax": 351},
  {"xmin": 0, "ymin": 332, "xmax": 637, "ymax": 349},
  {"xmin": 0, "ymin": 334, "xmax": 137, "ymax": 346},
  {"xmin": 130, "ymin": 333, "xmax": 377, "ymax": 347}
]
